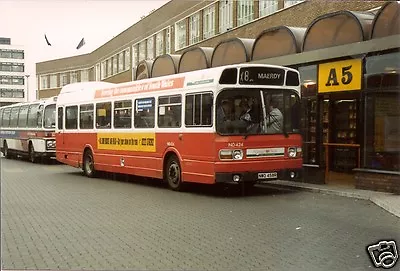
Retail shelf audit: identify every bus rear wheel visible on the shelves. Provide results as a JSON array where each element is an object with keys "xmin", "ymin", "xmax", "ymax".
[
  {"xmin": 165, "ymin": 156, "xmax": 183, "ymax": 191},
  {"xmin": 29, "ymin": 143, "xmax": 36, "ymax": 163},
  {"xmin": 83, "ymin": 150, "xmax": 96, "ymax": 178}
]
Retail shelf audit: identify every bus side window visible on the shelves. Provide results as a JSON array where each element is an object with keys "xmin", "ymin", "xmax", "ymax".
[
  {"xmin": 18, "ymin": 105, "xmax": 29, "ymax": 128},
  {"xmin": 2, "ymin": 108, "xmax": 11, "ymax": 127},
  {"xmin": 158, "ymin": 95, "xmax": 182, "ymax": 128},
  {"xmin": 114, "ymin": 100, "xmax": 132, "ymax": 129},
  {"xmin": 185, "ymin": 92, "xmax": 213, "ymax": 127},
  {"xmin": 96, "ymin": 102, "xmax": 111, "ymax": 129},
  {"xmin": 27, "ymin": 104, "xmax": 39, "ymax": 128},
  {"xmin": 57, "ymin": 107, "xmax": 64, "ymax": 130},
  {"xmin": 80, "ymin": 104, "xmax": 94, "ymax": 129},
  {"xmin": 0, "ymin": 108, "xmax": 3, "ymax": 127},
  {"xmin": 65, "ymin": 106, "xmax": 78, "ymax": 130},
  {"xmin": 10, "ymin": 106, "xmax": 20, "ymax": 128},
  {"xmin": 134, "ymin": 98, "xmax": 155, "ymax": 128}
]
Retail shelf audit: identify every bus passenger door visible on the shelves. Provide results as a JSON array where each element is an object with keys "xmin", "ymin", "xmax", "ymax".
[{"xmin": 56, "ymin": 107, "xmax": 64, "ymax": 153}]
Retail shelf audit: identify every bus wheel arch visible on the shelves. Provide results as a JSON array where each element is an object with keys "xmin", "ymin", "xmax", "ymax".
[
  {"xmin": 83, "ymin": 147, "xmax": 96, "ymax": 178},
  {"xmin": 163, "ymin": 151, "xmax": 183, "ymax": 191}
]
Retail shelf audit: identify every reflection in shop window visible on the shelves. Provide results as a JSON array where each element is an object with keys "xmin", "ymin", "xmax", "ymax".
[{"xmin": 364, "ymin": 93, "xmax": 400, "ymax": 171}]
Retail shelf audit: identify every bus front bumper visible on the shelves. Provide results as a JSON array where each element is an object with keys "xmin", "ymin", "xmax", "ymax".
[{"xmin": 215, "ymin": 168, "xmax": 303, "ymax": 184}]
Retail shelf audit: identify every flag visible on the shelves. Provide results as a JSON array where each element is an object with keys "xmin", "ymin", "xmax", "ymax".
[
  {"xmin": 44, "ymin": 34, "xmax": 51, "ymax": 46},
  {"xmin": 76, "ymin": 38, "xmax": 85, "ymax": 50}
]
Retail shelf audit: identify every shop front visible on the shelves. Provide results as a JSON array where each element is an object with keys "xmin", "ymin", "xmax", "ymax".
[
  {"xmin": 300, "ymin": 58, "xmax": 363, "ymax": 187},
  {"xmin": 355, "ymin": 50, "xmax": 400, "ymax": 193}
]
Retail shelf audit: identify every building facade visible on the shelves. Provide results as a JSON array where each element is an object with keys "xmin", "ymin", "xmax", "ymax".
[
  {"xmin": 36, "ymin": 0, "xmax": 400, "ymax": 193},
  {"xmin": 0, "ymin": 37, "xmax": 26, "ymax": 107}
]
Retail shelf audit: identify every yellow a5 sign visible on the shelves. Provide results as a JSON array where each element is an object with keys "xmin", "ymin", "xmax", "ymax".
[{"xmin": 318, "ymin": 59, "xmax": 362, "ymax": 93}]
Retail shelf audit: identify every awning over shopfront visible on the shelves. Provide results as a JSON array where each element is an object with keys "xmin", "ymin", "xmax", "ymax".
[
  {"xmin": 252, "ymin": 26, "xmax": 306, "ymax": 61},
  {"xmin": 211, "ymin": 38, "xmax": 254, "ymax": 67},
  {"xmin": 151, "ymin": 54, "xmax": 180, "ymax": 78},
  {"xmin": 178, "ymin": 47, "xmax": 213, "ymax": 73},
  {"xmin": 371, "ymin": 1, "xmax": 400, "ymax": 39},
  {"xmin": 135, "ymin": 60, "xmax": 153, "ymax": 80},
  {"xmin": 302, "ymin": 10, "xmax": 374, "ymax": 52}
]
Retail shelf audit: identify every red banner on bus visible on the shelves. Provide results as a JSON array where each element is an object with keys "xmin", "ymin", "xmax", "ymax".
[{"xmin": 94, "ymin": 77, "xmax": 185, "ymax": 99}]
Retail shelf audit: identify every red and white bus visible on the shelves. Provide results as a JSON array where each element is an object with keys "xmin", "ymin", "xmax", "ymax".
[
  {"xmin": 0, "ymin": 96, "xmax": 57, "ymax": 162},
  {"xmin": 56, "ymin": 64, "xmax": 302, "ymax": 190}
]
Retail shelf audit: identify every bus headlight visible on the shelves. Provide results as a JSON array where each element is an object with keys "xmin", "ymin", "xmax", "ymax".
[
  {"xmin": 288, "ymin": 147, "xmax": 297, "ymax": 158},
  {"xmin": 232, "ymin": 150, "xmax": 243, "ymax": 160},
  {"xmin": 46, "ymin": 140, "xmax": 56, "ymax": 149},
  {"xmin": 219, "ymin": 149, "xmax": 243, "ymax": 160}
]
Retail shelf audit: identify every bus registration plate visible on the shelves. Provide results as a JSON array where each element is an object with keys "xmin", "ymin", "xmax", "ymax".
[{"xmin": 258, "ymin": 172, "xmax": 277, "ymax": 180}]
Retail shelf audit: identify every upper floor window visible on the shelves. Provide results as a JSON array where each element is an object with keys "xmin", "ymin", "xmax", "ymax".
[
  {"xmin": 49, "ymin": 74, "xmax": 57, "ymax": 88},
  {"xmin": 40, "ymin": 75, "xmax": 48, "ymax": 89},
  {"xmin": 139, "ymin": 41, "xmax": 146, "ymax": 62},
  {"xmin": 70, "ymin": 71, "xmax": 78, "ymax": 83},
  {"xmin": 107, "ymin": 59, "xmax": 112, "ymax": 77},
  {"xmin": 60, "ymin": 73, "xmax": 68, "ymax": 86},
  {"xmin": 166, "ymin": 27, "xmax": 171, "ymax": 54},
  {"xmin": 118, "ymin": 52, "xmax": 124, "ymax": 73},
  {"xmin": 81, "ymin": 69, "xmax": 89, "ymax": 82},
  {"xmin": 203, "ymin": 4, "xmax": 216, "ymax": 39},
  {"xmin": 259, "ymin": 0, "xmax": 278, "ymax": 17},
  {"xmin": 112, "ymin": 56, "xmax": 118, "ymax": 75},
  {"xmin": 155, "ymin": 31, "xmax": 164, "ymax": 56},
  {"xmin": 189, "ymin": 12, "xmax": 200, "ymax": 45},
  {"xmin": 101, "ymin": 61, "xmax": 106, "ymax": 80},
  {"xmin": 132, "ymin": 45, "xmax": 138, "ymax": 67},
  {"xmin": 237, "ymin": 0, "xmax": 254, "ymax": 27},
  {"xmin": 147, "ymin": 37, "xmax": 154, "ymax": 60},
  {"xmin": 284, "ymin": 0, "xmax": 303, "ymax": 8},
  {"xmin": 219, "ymin": 0, "xmax": 233, "ymax": 33},
  {"xmin": 124, "ymin": 48, "xmax": 130, "ymax": 71},
  {"xmin": 175, "ymin": 19, "xmax": 187, "ymax": 50}
]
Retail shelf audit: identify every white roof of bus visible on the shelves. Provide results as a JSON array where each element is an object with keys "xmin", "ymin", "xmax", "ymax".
[{"xmin": 57, "ymin": 63, "xmax": 298, "ymax": 105}]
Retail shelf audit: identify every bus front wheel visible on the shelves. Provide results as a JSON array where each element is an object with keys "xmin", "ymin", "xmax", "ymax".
[
  {"xmin": 165, "ymin": 156, "xmax": 183, "ymax": 191},
  {"xmin": 83, "ymin": 150, "xmax": 96, "ymax": 178}
]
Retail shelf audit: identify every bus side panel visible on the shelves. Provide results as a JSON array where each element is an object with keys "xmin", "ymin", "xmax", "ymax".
[{"xmin": 157, "ymin": 132, "xmax": 216, "ymax": 184}]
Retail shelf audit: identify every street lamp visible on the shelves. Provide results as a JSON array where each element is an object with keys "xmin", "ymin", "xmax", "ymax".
[{"xmin": 24, "ymin": 74, "xmax": 30, "ymax": 101}]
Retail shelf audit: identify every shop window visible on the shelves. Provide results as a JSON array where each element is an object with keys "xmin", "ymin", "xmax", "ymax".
[
  {"xmin": 96, "ymin": 102, "xmax": 111, "ymax": 129},
  {"xmin": 158, "ymin": 95, "xmax": 182, "ymax": 128},
  {"xmin": 185, "ymin": 92, "xmax": 213, "ymax": 126},
  {"xmin": 364, "ymin": 93, "xmax": 400, "ymax": 171},
  {"xmin": 80, "ymin": 104, "xmax": 94, "ymax": 129},
  {"xmin": 134, "ymin": 97, "xmax": 155, "ymax": 128}
]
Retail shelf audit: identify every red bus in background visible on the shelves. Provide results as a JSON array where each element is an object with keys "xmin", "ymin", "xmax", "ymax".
[
  {"xmin": 55, "ymin": 64, "xmax": 302, "ymax": 191},
  {"xmin": 0, "ymin": 96, "xmax": 57, "ymax": 162}
]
